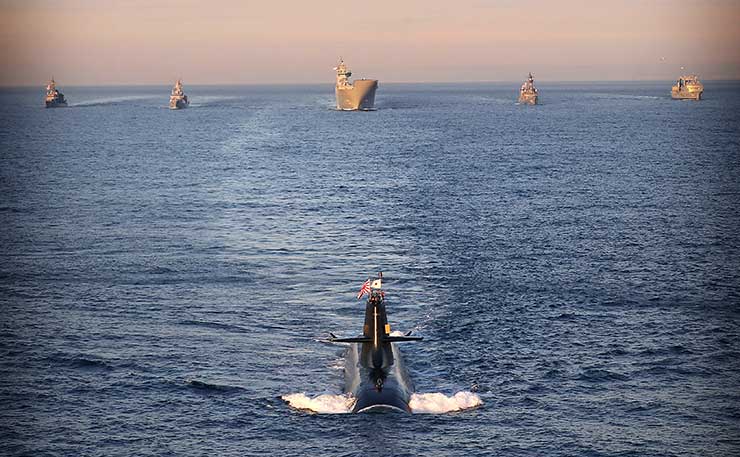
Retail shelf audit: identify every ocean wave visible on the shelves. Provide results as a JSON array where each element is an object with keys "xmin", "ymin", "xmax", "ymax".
[
  {"xmin": 73, "ymin": 357, "xmax": 113, "ymax": 370},
  {"xmin": 46, "ymin": 354, "xmax": 114, "ymax": 371},
  {"xmin": 178, "ymin": 319, "xmax": 249, "ymax": 334},
  {"xmin": 282, "ymin": 391, "xmax": 482, "ymax": 414},
  {"xmin": 576, "ymin": 368, "xmax": 629, "ymax": 382},
  {"xmin": 144, "ymin": 266, "xmax": 176, "ymax": 275},
  {"xmin": 185, "ymin": 378, "xmax": 245, "ymax": 393}
]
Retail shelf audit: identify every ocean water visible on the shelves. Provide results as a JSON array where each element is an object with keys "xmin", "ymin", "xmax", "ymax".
[{"xmin": 1, "ymin": 81, "xmax": 739, "ymax": 456}]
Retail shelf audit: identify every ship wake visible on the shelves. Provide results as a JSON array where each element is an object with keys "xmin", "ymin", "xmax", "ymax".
[
  {"xmin": 71, "ymin": 96, "xmax": 154, "ymax": 107},
  {"xmin": 282, "ymin": 393, "xmax": 356, "ymax": 414},
  {"xmin": 282, "ymin": 391, "xmax": 481, "ymax": 414},
  {"xmin": 188, "ymin": 96, "xmax": 242, "ymax": 107}
]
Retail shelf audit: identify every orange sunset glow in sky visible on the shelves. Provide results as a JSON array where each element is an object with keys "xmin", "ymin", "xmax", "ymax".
[{"xmin": 1, "ymin": 0, "xmax": 739, "ymax": 85}]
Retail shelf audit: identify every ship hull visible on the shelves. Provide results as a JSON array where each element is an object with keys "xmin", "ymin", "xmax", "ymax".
[
  {"xmin": 336, "ymin": 79, "xmax": 378, "ymax": 110},
  {"xmin": 45, "ymin": 100, "xmax": 68, "ymax": 108},
  {"xmin": 169, "ymin": 99, "xmax": 189, "ymax": 110},
  {"xmin": 343, "ymin": 342, "xmax": 414, "ymax": 413},
  {"xmin": 518, "ymin": 93, "xmax": 538, "ymax": 105},
  {"xmin": 671, "ymin": 87, "xmax": 702, "ymax": 100},
  {"xmin": 45, "ymin": 96, "xmax": 67, "ymax": 108}
]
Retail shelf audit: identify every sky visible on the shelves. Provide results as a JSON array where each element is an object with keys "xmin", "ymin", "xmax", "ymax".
[{"xmin": 1, "ymin": 0, "xmax": 739, "ymax": 85}]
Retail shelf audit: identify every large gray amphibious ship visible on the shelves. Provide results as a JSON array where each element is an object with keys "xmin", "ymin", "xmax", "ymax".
[
  {"xmin": 671, "ymin": 75, "xmax": 703, "ymax": 100},
  {"xmin": 334, "ymin": 58, "xmax": 378, "ymax": 111},
  {"xmin": 328, "ymin": 273, "xmax": 422, "ymax": 413}
]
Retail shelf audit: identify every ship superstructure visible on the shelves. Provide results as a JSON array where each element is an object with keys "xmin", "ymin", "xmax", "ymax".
[
  {"xmin": 334, "ymin": 58, "xmax": 378, "ymax": 111},
  {"xmin": 45, "ymin": 78, "xmax": 68, "ymax": 108},
  {"xmin": 671, "ymin": 75, "xmax": 703, "ymax": 100},
  {"xmin": 169, "ymin": 79, "xmax": 190, "ymax": 110},
  {"xmin": 518, "ymin": 73, "xmax": 538, "ymax": 105}
]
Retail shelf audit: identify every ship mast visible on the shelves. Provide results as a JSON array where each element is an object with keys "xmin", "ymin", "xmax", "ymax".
[
  {"xmin": 522, "ymin": 73, "xmax": 537, "ymax": 94},
  {"xmin": 172, "ymin": 79, "xmax": 184, "ymax": 96}
]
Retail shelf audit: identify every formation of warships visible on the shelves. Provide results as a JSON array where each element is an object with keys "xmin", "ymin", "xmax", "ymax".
[{"xmin": 43, "ymin": 60, "xmax": 705, "ymax": 109}]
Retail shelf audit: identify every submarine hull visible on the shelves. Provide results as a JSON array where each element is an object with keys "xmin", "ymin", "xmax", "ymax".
[
  {"xmin": 343, "ymin": 342, "xmax": 413, "ymax": 413},
  {"xmin": 336, "ymin": 79, "xmax": 378, "ymax": 111}
]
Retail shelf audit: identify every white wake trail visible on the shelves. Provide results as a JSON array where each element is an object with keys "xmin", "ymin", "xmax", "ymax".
[
  {"xmin": 282, "ymin": 393, "xmax": 355, "ymax": 414},
  {"xmin": 282, "ymin": 391, "xmax": 482, "ymax": 414},
  {"xmin": 71, "ymin": 95, "xmax": 153, "ymax": 107},
  {"xmin": 409, "ymin": 391, "xmax": 482, "ymax": 413}
]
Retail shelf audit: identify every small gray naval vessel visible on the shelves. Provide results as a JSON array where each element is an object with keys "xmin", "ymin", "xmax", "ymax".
[
  {"xmin": 169, "ymin": 79, "xmax": 190, "ymax": 109},
  {"xmin": 518, "ymin": 73, "xmax": 538, "ymax": 105},
  {"xmin": 334, "ymin": 58, "xmax": 378, "ymax": 111},
  {"xmin": 671, "ymin": 75, "xmax": 703, "ymax": 100},
  {"xmin": 45, "ymin": 78, "xmax": 67, "ymax": 108}
]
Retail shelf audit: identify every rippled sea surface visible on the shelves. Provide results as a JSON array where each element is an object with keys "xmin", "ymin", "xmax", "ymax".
[{"xmin": 1, "ymin": 81, "xmax": 739, "ymax": 456}]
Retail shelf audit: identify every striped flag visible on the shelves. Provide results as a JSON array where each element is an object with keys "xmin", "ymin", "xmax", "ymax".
[{"xmin": 357, "ymin": 279, "xmax": 371, "ymax": 299}]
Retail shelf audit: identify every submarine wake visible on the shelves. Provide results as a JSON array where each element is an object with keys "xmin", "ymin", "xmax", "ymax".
[
  {"xmin": 282, "ymin": 393, "xmax": 355, "ymax": 414},
  {"xmin": 282, "ymin": 391, "xmax": 481, "ymax": 414},
  {"xmin": 409, "ymin": 391, "xmax": 482, "ymax": 413}
]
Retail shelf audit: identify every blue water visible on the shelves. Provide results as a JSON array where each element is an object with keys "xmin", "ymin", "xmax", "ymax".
[{"xmin": 1, "ymin": 81, "xmax": 739, "ymax": 456}]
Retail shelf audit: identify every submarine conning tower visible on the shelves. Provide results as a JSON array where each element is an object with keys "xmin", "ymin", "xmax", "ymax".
[
  {"xmin": 361, "ymin": 290, "xmax": 394, "ymax": 370},
  {"xmin": 328, "ymin": 273, "xmax": 422, "ymax": 365}
]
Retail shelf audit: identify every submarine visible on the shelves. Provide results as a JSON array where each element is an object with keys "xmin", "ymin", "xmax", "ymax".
[{"xmin": 328, "ymin": 273, "xmax": 422, "ymax": 413}]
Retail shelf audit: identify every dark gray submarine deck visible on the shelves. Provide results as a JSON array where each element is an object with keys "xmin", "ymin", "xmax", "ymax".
[
  {"xmin": 329, "ymin": 279, "xmax": 422, "ymax": 413},
  {"xmin": 344, "ymin": 341, "xmax": 415, "ymax": 413}
]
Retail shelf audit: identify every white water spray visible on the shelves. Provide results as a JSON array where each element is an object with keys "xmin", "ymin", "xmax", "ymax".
[
  {"xmin": 409, "ymin": 391, "xmax": 482, "ymax": 413},
  {"xmin": 282, "ymin": 393, "xmax": 356, "ymax": 414},
  {"xmin": 282, "ymin": 391, "xmax": 482, "ymax": 414}
]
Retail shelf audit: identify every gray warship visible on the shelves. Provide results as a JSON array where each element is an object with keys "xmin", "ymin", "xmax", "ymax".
[
  {"xmin": 671, "ymin": 75, "xmax": 703, "ymax": 100},
  {"xmin": 45, "ymin": 78, "xmax": 68, "ymax": 108},
  {"xmin": 334, "ymin": 58, "xmax": 378, "ymax": 111},
  {"xmin": 169, "ymin": 79, "xmax": 189, "ymax": 109},
  {"xmin": 518, "ymin": 73, "xmax": 538, "ymax": 105}
]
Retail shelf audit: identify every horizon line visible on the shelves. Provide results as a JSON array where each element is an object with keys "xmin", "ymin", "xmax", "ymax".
[{"xmin": 4, "ymin": 78, "xmax": 739, "ymax": 88}]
